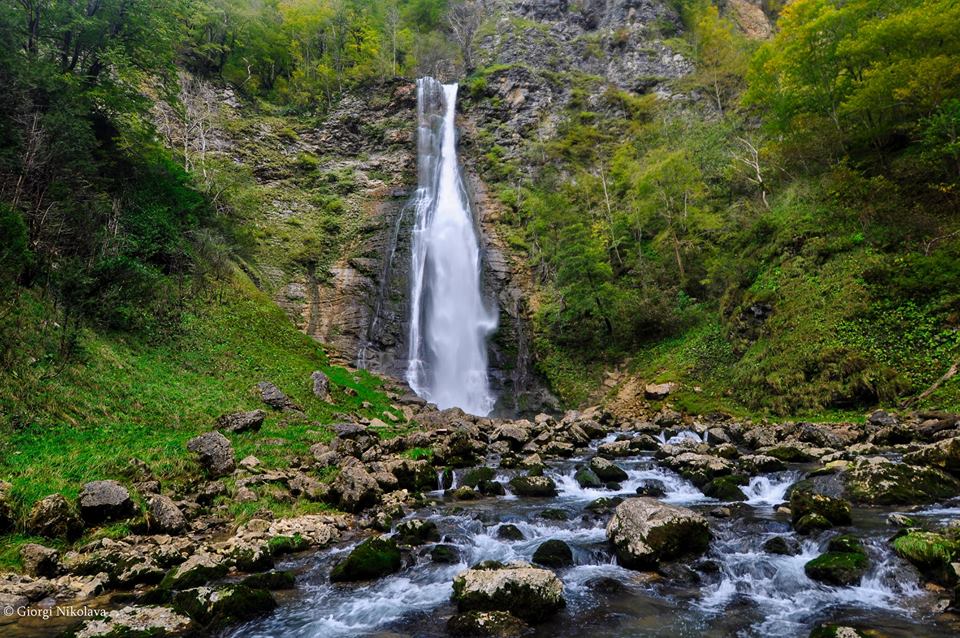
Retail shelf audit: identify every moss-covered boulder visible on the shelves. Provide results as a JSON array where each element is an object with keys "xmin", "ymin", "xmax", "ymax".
[
  {"xmin": 789, "ymin": 481, "xmax": 852, "ymax": 531},
  {"xmin": 606, "ymin": 498, "xmax": 711, "ymax": 569},
  {"xmin": 538, "ymin": 508, "xmax": 569, "ymax": 521},
  {"xmin": 508, "ymin": 476, "xmax": 557, "ymax": 497},
  {"xmin": 267, "ymin": 533, "xmax": 310, "ymax": 557},
  {"xmin": 903, "ymin": 436, "xmax": 960, "ymax": 476},
  {"xmin": 532, "ymin": 540, "xmax": 573, "ymax": 568},
  {"xmin": 447, "ymin": 610, "xmax": 531, "ymax": 637},
  {"xmin": 762, "ymin": 536, "xmax": 799, "ymax": 556},
  {"xmin": 329, "ymin": 536, "xmax": 402, "ymax": 582},
  {"xmin": 574, "ymin": 467, "xmax": 603, "ymax": 489},
  {"xmin": 172, "ymin": 584, "xmax": 276, "ymax": 629},
  {"xmin": 68, "ymin": 605, "xmax": 193, "ymax": 637},
  {"xmin": 762, "ymin": 445, "xmax": 816, "ymax": 463},
  {"xmin": 395, "ymin": 519, "xmax": 441, "ymax": 546},
  {"xmin": 702, "ymin": 474, "xmax": 748, "ymax": 501},
  {"xmin": 843, "ymin": 458, "xmax": 960, "ymax": 505},
  {"xmin": 463, "ymin": 467, "xmax": 497, "ymax": 488},
  {"xmin": 892, "ymin": 530, "xmax": 960, "ymax": 586},
  {"xmin": 589, "ymin": 457, "xmax": 629, "ymax": 483},
  {"xmin": 795, "ymin": 513, "xmax": 833, "ymax": 535},
  {"xmin": 804, "ymin": 536, "xmax": 869, "ymax": 586},
  {"xmin": 160, "ymin": 553, "xmax": 229, "ymax": 591},
  {"xmin": 497, "ymin": 524, "xmax": 524, "ymax": 541},
  {"xmin": 240, "ymin": 570, "xmax": 296, "ymax": 590},
  {"xmin": 451, "ymin": 561, "xmax": 565, "ymax": 623},
  {"xmin": 430, "ymin": 544, "xmax": 461, "ymax": 563}
]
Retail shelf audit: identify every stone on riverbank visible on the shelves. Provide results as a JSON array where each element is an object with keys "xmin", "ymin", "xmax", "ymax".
[
  {"xmin": 606, "ymin": 498, "xmax": 711, "ymax": 569},
  {"xmin": 27, "ymin": 493, "xmax": 83, "ymax": 540},
  {"xmin": 78, "ymin": 480, "xmax": 136, "ymax": 525},
  {"xmin": 173, "ymin": 584, "xmax": 276, "ymax": 629},
  {"xmin": 447, "ymin": 610, "xmax": 531, "ymax": 637},
  {"xmin": 904, "ymin": 436, "xmax": 960, "ymax": 476},
  {"xmin": 843, "ymin": 457, "xmax": 960, "ymax": 505},
  {"xmin": 187, "ymin": 431, "xmax": 236, "ymax": 477},
  {"xmin": 74, "ymin": 605, "xmax": 193, "ymax": 638}
]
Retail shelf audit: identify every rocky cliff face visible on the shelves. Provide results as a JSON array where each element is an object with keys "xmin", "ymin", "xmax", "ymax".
[{"xmin": 171, "ymin": 0, "xmax": 701, "ymax": 414}]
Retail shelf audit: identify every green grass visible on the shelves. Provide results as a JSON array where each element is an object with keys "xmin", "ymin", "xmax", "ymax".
[{"xmin": 0, "ymin": 272, "xmax": 401, "ymax": 522}]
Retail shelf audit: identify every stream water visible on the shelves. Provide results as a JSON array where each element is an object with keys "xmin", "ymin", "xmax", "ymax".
[{"xmin": 226, "ymin": 430, "xmax": 959, "ymax": 638}]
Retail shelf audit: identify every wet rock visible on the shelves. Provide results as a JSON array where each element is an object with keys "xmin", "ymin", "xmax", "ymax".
[
  {"xmin": 27, "ymin": 493, "xmax": 83, "ymax": 540},
  {"xmin": 574, "ymin": 467, "xmax": 603, "ymax": 489},
  {"xmin": 904, "ymin": 436, "xmax": 960, "ymax": 476},
  {"xmin": 172, "ymin": 584, "xmax": 276, "ymax": 629},
  {"xmin": 585, "ymin": 497, "xmax": 624, "ymax": 514},
  {"xmin": 709, "ymin": 507, "xmax": 731, "ymax": 518},
  {"xmin": 330, "ymin": 458, "xmax": 382, "ymax": 512},
  {"xmin": 589, "ymin": 457, "xmax": 628, "ymax": 482},
  {"xmin": 596, "ymin": 440, "xmax": 633, "ymax": 458},
  {"xmin": 216, "ymin": 409, "xmax": 266, "ymax": 433},
  {"xmin": 78, "ymin": 480, "xmax": 136, "ymax": 525},
  {"xmin": 738, "ymin": 454, "xmax": 787, "ymax": 474},
  {"xmin": 892, "ymin": 530, "xmax": 960, "ymax": 586},
  {"xmin": 161, "ymin": 552, "xmax": 229, "ymax": 590},
  {"xmin": 256, "ymin": 381, "xmax": 300, "ymax": 411},
  {"xmin": 187, "ymin": 431, "xmax": 236, "ymax": 477},
  {"xmin": 310, "ymin": 370, "xmax": 331, "ymax": 401},
  {"xmin": 508, "ymin": 475, "xmax": 557, "ymax": 497},
  {"xmin": 330, "ymin": 536, "xmax": 402, "ymax": 582},
  {"xmin": 452, "ymin": 561, "xmax": 565, "ymax": 623},
  {"xmin": 20, "ymin": 543, "xmax": 60, "ymax": 577},
  {"xmin": 809, "ymin": 626, "xmax": 873, "ymax": 638},
  {"xmin": 763, "ymin": 536, "xmax": 800, "ymax": 556},
  {"xmin": 539, "ymin": 508, "xmax": 569, "ymax": 521},
  {"xmin": 146, "ymin": 495, "xmax": 188, "ymax": 534},
  {"xmin": 795, "ymin": 513, "xmax": 833, "ymax": 535},
  {"xmin": 702, "ymin": 475, "xmax": 748, "ymax": 501},
  {"xmin": 451, "ymin": 486, "xmax": 482, "ymax": 500},
  {"xmin": 532, "ymin": 539, "xmax": 573, "ymax": 568},
  {"xmin": 73, "ymin": 605, "xmax": 193, "ymax": 638},
  {"xmin": 606, "ymin": 498, "xmax": 711, "ymax": 569},
  {"xmin": 843, "ymin": 457, "xmax": 960, "ymax": 505},
  {"xmin": 661, "ymin": 453, "xmax": 734, "ymax": 486},
  {"xmin": 395, "ymin": 519, "xmax": 440, "ymax": 546},
  {"xmin": 886, "ymin": 513, "xmax": 916, "ymax": 528},
  {"xmin": 789, "ymin": 481, "xmax": 851, "ymax": 530},
  {"xmin": 635, "ymin": 480, "xmax": 667, "ymax": 497},
  {"xmin": 497, "ymin": 524, "xmax": 525, "ymax": 541},
  {"xmin": 463, "ymin": 467, "xmax": 497, "ymax": 488},
  {"xmin": 868, "ymin": 410, "xmax": 898, "ymax": 427},
  {"xmin": 804, "ymin": 535, "xmax": 868, "ymax": 586},
  {"xmin": 240, "ymin": 570, "xmax": 296, "ymax": 590},
  {"xmin": 447, "ymin": 610, "xmax": 531, "ymax": 637},
  {"xmin": 761, "ymin": 445, "xmax": 816, "ymax": 463},
  {"xmin": 431, "ymin": 544, "xmax": 461, "ymax": 563},
  {"xmin": 385, "ymin": 458, "xmax": 437, "ymax": 492}
]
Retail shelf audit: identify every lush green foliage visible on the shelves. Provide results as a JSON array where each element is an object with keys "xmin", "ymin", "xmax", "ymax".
[{"xmin": 479, "ymin": 0, "xmax": 960, "ymax": 413}]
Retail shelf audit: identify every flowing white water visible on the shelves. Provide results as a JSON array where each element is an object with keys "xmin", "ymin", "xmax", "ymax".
[
  {"xmin": 740, "ymin": 471, "xmax": 802, "ymax": 507},
  {"xmin": 406, "ymin": 77, "xmax": 497, "ymax": 416}
]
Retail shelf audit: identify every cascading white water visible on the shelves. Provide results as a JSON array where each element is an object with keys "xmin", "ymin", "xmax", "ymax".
[{"xmin": 406, "ymin": 77, "xmax": 497, "ymax": 416}]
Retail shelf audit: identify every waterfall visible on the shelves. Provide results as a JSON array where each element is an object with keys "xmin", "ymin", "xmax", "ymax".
[{"xmin": 406, "ymin": 77, "xmax": 497, "ymax": 416}]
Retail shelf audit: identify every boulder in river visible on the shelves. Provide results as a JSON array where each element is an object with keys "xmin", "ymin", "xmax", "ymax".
[
  {"xmin": 635, "ymin": 480, "xmax": 667, "ymax": 497},
  {"xmin": 661, "ymin": 452, "xmax": 733, "ymax": 486},
  {"xmin": 606, "ymin": 498, "xmax": 711, "ymax": 569},
  {"xmin": 532, "ymin": 540, "xmax": 574, "ymax": 568},
  {"xmin": 394, "ymin": 519, "xmax": 440, "ymax": 546},
  {"xmin": 447, "ymin": 610, "xmax": 531, "ymax": 637},
  {"xmin": 451, "ymin": 561, "xmax": 565, "ymax": 623},
  {"xmin": 574, "ymin": 467, "xmax": 602, "ymax": 489},
  {"xmin": 762, "ymin": 536, "xmax": 800, "ymax": 556},
  {"xmin": 173, "ymin": 584, "xmax": 276, "ymax": 629},
  {"xmin": 903, "ymin": 436, "xmax": 960, "ymax": 476},
  {"xmin": 78, "ymin": 480, "xmax": 136, "ymax": 525},
  {"xmin": 789, "ymin": 481, "xmax": 852, "ymax": 529},
  {"xmin": 843, "ymin": 457, "xmax": 960, "ymax": 505},
  {"xmin": 803, "ymin": 535, "xmax": 869, "ymax": 586},
  {"xmin": 589, "ymin": 457, "xmax": 628, "ymax": 482},
  {"xmin": 329, "ymin": 536, "xmax": 401, "ymax": 582},
  {"xmin": 508, "ymin": 475, "xmax": 557, "ymax": 497},
  {"xmin": 497, "ymin": 524, "xmax": 524, "ymax": 541},
  {"xmin": 187, "ymin": 431, "xmax": 236, "ymax": 477},
  {"xmin": 27, "ymin": 493, "xmax": 83, "ymax": 540},
  {"xmin": 702, "ymin": 475, "xmax": 748, "ymax": 501},
  {"xmin": 892, "ymin": 530, "xmax": 960, "ymax": 586}
]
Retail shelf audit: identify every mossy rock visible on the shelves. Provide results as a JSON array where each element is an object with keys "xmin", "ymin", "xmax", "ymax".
[
  {"xmin": 574, "ymin": 467, "xmax": 602, "ymax": 489},
  {"xmin": 585, "ymin": 497, "xmax": 624, "ymax": 512},
  {"xmin": 789, "ymin": 482, "xmax": 851, "ymax": 526},
  {"xmin": 447, "ymin": 610, "xmax": 531, "ymax": 637},
  {"xmin": 762, "ymin": 536, "xmax": 799, "ymax": 556},
  {"xmin": 172, "ymin": 584, "xmax": 276, "ymax": 629},
  {"xmin": 395, "ymin": 519, "xmax": 441, "ymax": 546},
  {"xmin": 804, "ymin": 550, "xmax": 868, "ymax": 586},
  {"xmin": 329, "ymin": 537, "xmax": 402, "ymax": 583},
  {"xmin": 795, "ymin": 513, "xmax": 833, "ymax": 535},
  {"xmin": 809, "ymin": 625, "xmax": 880, "ymax": 637},
  {"xmin": 462, "ymin": 467, "xmax": 497, "ymax": 488},
  {"xmin": 268, "ymin": 533, "xmax": 309, "ymax": 557},
  {"xmin": 160, "ymin": 561, "xmax": 229, "ymax": 591},
  {"xmin": 451, "ymin": 486, "xmax": 481, "ymax": 500},
  {"xmin": 765, "ymin": 446, "xmax": 815, "ymax": 462},
  {"xmin": 827, "ymin": 535, "xmax": 863, "ymax": 554},
  {"xmin": 430, "ymin": 544, "xmax": 461, "ymax": 564},
  {"xmin": 538, "ymin": 508, "xmax": 569, "ymax": 521},
  {"xmin": 230, "ymin": 546, "xmax": 274, "ymax": 573},
  {"xmin": 477, "ymin": 480, "xmax": 506, "ymax": 496},
  {"xmin": 892, "ymin": 530, "xmax": 960, "ymax": 585},
  {"xmin": 508, "ymin": 476, "xmax": 557, "ymax": 497},
  {"xmin": 703, "ymin": 474, "xmax": 748, "ymax": 501},
  {"xmin": 532, "ymin": 540, "xmax": 573, "ymax": 568},
  {"xmin": 240, "ymin": 570, "xmax": 296, "ymax": 590},
  {"xmin": 497, "ymin": 524, "xmax": 524, "ymax": 541},
  {"xmin": 843, "ymin": 460, "xmax": 960, "ymax": 505}
]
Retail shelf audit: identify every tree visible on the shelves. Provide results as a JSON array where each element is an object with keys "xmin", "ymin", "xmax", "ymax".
[{"xmin": 447, "ymin": 0, "xmax": 485, "ymax": 73}]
